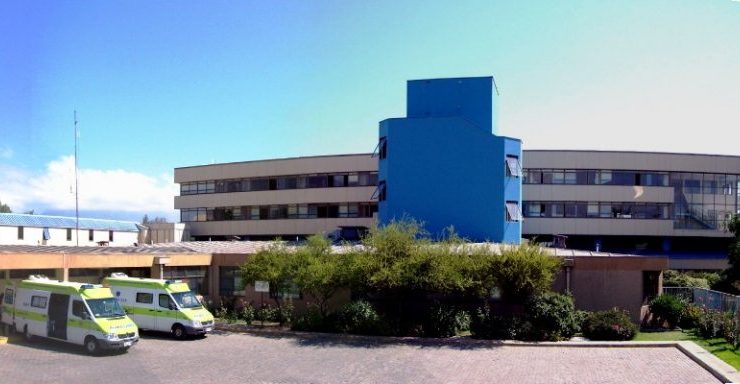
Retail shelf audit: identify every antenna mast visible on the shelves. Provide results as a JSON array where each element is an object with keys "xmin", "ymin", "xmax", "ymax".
[{"xmin": 74, "ymin": 110, "xmax": 79, "ymax": 246}]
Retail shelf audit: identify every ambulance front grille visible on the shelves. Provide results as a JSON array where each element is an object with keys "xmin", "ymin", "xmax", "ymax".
[{"xmin": 118, "ymin": 332, "xmax": 135, "ymax": 339}]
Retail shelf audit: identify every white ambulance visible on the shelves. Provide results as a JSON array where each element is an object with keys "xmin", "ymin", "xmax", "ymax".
[
  {"xmin": 103, "ymin": 273, "xmax": 214, "ymax": 339},
  {"xmin": 1, "ymin": 276, "xmax": 139, "ymax": 354}
]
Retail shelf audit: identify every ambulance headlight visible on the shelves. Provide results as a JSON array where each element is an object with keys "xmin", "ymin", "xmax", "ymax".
[
  {"xmin": 192, "ymin": 320, "xmax": 202, "ymax": 328},
  {"xmin": 105, "ymin": 333, "xmax": 118, "ymax": 340}
]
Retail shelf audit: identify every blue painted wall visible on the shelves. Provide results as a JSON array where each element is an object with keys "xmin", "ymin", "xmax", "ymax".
[{"xmin": 378, "ymin": 76, "xmax": 521, "ymax": 243}]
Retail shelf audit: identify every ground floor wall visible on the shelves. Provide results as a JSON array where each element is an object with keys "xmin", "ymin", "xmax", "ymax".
[{"xmin": 551, "ymin": 256, "xmax": 666, "ymax": 323}]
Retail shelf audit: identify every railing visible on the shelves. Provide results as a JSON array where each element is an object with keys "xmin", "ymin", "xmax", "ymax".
[{"xmin": 663, "ymin": 287, "xmax": 740, "ymax": 314}]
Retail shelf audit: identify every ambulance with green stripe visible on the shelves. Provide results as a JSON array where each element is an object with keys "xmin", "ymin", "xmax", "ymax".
[
  {"xmin": 1, "ymin": 276, "xmax": 139, "ymax": 354},
  {"xmin": 103, "ymin": 273, "xmax": 214, "ymax": 339}
]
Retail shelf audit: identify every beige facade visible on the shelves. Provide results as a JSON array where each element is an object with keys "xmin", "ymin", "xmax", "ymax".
[
  {"xmin": 175, "ymin": 154, "xmax": 378, "ymax": 239},
  {"xmin": 174, "ymin": 150, "xmax": 739, "ymax": 269}
]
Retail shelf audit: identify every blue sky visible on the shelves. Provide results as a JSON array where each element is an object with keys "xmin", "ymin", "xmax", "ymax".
[{"xmin": 1, "ymin": 0, "xmax": 739, "ymax": 220}]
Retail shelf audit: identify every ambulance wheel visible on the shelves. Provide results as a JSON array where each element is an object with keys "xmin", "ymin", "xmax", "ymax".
[
  {"xmin": 23, "ymin": 325, "xmax": 33, "ymax": 342},
  {"xmin": 84, "ymin": 336, "xmax": 100, "ymax": 355},
  {"xmin": 172, "ymin": 324, "xmax": 186, "ymax": 340}
]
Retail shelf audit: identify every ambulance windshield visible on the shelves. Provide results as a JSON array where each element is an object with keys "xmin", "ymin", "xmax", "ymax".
[
  {"xmin": 86, "ymin": 298, "xmax": 126, "ymax": 318},
  {"xmin": 171, "ymin": 291, "xmax": 202, "ymax": 309}
]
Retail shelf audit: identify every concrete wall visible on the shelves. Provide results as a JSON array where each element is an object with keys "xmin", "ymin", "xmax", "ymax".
[
  {"xmin": 0, "ymin": 226, "xmax": 139, "ymax": 246},
  {"xmin": 553, "ymin": 255, "xmax": 667, "ymax": 322},
  {"xmin": 175, "ymin": 154, "xmax": 377, "ymax": 183}
]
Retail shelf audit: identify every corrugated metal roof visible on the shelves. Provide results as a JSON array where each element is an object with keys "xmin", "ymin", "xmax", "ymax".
[{"xmin": 0, "ymin": 213, "xmax": 139, "ymax": 232}]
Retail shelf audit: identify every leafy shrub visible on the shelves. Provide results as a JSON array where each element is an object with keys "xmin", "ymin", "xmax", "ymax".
[
  {"xmin": 422, "ymin": 303, "xmax": 471, "ymax": 338},
  {"xmin": 679, "ymin": 304, "xmax": 702, "ymax": 329},
  {"xmin": 697, "ymin": 309, "xmax": 725, "ymax": 339},
  {"xmin": 291, "ymin": 306, "xmax": 338, "ymax": 333},
  {"xmin": 238, "ymin": 304, "xmax": 256, "ymax": 324},
  {"xmin": 663, "ymin": 270, "xmax": 712, "ymax": 289},
  {"xmin": 335, "ymin": 300, "xmax": 388, "ymax": 336},
  {"xmin": 255, "ymin": 304, "xmax": 293, "ymax": 324},
  {"xmin": 469, "ymin": 306, "xmax": 524, "ymax": 340},
  {"xmin": 650, "ymin": 294, "xmax": 685, "ymax": 328},
  {"xmin": 214, "ymin": 305, "xmax": 228, "ymax": 320},
  {"xmin": 721, "ymin": 313, "xmax": 738, "ymax": 348},
  {"xmin": 582, "ymin": 308, "xmax": 637, "ymax": 341},
  {"xmin": 523, "ymin": 292, "xmax": 579, "ymax": 341}
]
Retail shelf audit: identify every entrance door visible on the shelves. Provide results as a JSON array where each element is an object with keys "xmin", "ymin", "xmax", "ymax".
[{"xmin": 48, "ymin": 294, "xmax": 69, "ymax": 340}]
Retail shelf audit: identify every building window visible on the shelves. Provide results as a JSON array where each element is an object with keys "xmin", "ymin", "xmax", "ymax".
[
  {"xmin": 505, "ymin": 156, "xmax": 522, "ymax": 178},
  {"xmin": 373, "ymin": 181, "xmax": 387, "ymax": 202},
  {"xmin": 17, "ymin": 226, "xmax": 24, "ymax": 240},
  {"xmin": 88, "ymin": 230, "xmax": 94, "ymax": 241},
  {"xmin": 378, "ymin": 136, "xmax": 387, "ymax": 160},
  {"xmin": 109, "ymin": 230, "xmax": 114, "ymax": 242},
  {"xmin": 505, "ymin": 201, "xmax": 522, "ymax": 222},
  {"xmin": 67, "ymin": 228, "xmax": 72, "ymax": 241}
]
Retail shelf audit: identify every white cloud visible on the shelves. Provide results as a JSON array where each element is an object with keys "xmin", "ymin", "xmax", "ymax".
[
  {"xmin": 0, "ymin": 147, "xmax": 13, "ymax": 159},
  {"xmin": 0, "ymin": 155, "xmax": 176, "ymax": 217}
]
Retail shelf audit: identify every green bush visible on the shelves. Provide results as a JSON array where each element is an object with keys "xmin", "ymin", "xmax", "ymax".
[
  {"xmin": 650, "ymin": 294, "xmax": 685, "ymax": 328},
  {"xmin": 335, "ymin": 300, "xmax": 388, "ymax": 336},
  {"xmin": 238, "ymin": 304, "xmax": 256, "ymax": 324},
  {"xmin": 679, "ymin": 303, "xmax": 702, "ymax": 329},
  {"xmin": 255, "ymin": 304, "xmax": 293, "ymax": 324},
  {"xmin": 582, "ymin": 308, "xmax": 637, "ymax": 341},
  {"xmin": 523, "ymin": 292, "xmax": 579, "ymax": 341},
  {"xmin": 697, "ymin": 309, "xmax": 725, "ymax": 339},
  {"xmin": 422, "ymin": 303, "xmax": 471, "ymax": 338},
  {"xmin": 663, "ymin": 270, "xmax": 714, "ymax": 289},
  {"xmin": 214, "ymin": 305, "xmax": 229, "ymax": 320},
  {"xmin": 469, "ymin": 306, "xmax": 524, "ymax": 340},
  {"xmin": 291, "ymin": 306, "xmax": 338, "ymax": 333},
  {"xmin": 721, "ymin": 313, "xmax": 738, "ymax": 348}
]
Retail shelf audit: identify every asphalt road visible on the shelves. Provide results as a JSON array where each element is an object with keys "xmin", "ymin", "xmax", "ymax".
[{"xmin": 0, "ymin": 330, "xmax": 722, "ymax": 384}]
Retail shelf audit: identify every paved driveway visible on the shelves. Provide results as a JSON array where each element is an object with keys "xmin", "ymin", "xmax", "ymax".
[{"xmin": 0, "ymin": 330, "xmax": 723, "ymax": 384}]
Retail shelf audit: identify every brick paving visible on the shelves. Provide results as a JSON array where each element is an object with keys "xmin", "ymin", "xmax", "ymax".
[{"xmin": 0, "ymin": 331, "xmax": 724, "ymax": 384}]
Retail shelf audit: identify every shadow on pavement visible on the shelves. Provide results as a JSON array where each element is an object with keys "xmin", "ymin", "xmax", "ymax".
[
  {"xmin": 2, "ymin": 333, "xmax": 130, "ymax": 357},
  {"xmin": 219, "ymin": 328, "xmax": 505, "ymax": 350}
]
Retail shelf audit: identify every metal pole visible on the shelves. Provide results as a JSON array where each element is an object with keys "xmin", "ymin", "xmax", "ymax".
[{"xmin": 74, "ymin": 111, "xmax": 79, "ymax": 246}]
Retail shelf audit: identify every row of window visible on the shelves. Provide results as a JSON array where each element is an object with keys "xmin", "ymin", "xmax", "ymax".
[
  {"xmin": 524, "ymin": 170, "xmax": 671, "ymax": 187},
  {"xmin": 523, "ymin": 201, "xmax": 673, "ymax": 219},
  {"xmin": 180, "ymin": 172, "xmax": 379, "ymax": 195},
  {"xmin": 524, "ymin": 169, "xmax": 740, "ymax": 195},
  {"xmin": 181, "ymin": 202, "xmax": 379, "ymax": 222},
  {"xmin": 218, "ymin": 266, "xmax": 301, "ymax": 299},
  {"xmin": 16, "ymin": 227, "xmax": 115, "ymax": 242}
]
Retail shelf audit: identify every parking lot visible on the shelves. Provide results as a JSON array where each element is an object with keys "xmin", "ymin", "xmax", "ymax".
[{"xmin": 0, "ymin": 330, "xmax": 724, "ymax": 384}]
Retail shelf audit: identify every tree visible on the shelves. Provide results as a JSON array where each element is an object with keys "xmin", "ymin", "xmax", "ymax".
[
  {"xmin": 239, "ymin": 241, "xmax": 298, "ymax": 309},
  {"xmin": 141, "ymin": 214, "xmax": 169, "ymax": 224},
  {"xmin": 0, "ymin": 200, "xmax": 11, "ymax": 213},
  {"xmin": 294, "ymin": 235, "xmax": 356, "ymax": 316}
]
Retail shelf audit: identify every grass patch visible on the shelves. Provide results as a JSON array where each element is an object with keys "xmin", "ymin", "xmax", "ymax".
[{"xmin": 635, "ymin": 330, "xmax": 740, "ymax": 370}]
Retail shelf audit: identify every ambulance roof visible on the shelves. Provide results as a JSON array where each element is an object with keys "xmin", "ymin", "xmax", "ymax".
[
  {"xmin": 103, "ymin": 277, "xmax": 191, "ymax": 293},
  {"xmin": 18, "ymin": 279, "xmax": 114, "ymax": 299}
]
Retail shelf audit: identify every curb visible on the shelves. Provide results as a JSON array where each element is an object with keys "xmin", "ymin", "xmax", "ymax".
[{"xmin": 216, "ymin": 324, "xmax": 740, "ymax": 382}]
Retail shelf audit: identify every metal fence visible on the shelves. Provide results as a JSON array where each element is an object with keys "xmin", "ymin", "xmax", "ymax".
[{"xmin": 663, "ymin": 287, "xmax": 740, "ymax": 314}]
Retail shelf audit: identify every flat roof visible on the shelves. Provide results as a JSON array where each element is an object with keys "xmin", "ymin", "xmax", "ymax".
[
  {"xmin": 0, "ymin": 241, "xmax": 668, "ymax": 259},
  {"xmin": 524, "ymin": 149, "xmax": 740, "ymax": 159},
  {"xmin": 0, "ymin": 213, "xmax": 139, "ymax": 232},
  {"xmin": 175, "ymin": 153, "xmax": 374, "ymax": 170}
]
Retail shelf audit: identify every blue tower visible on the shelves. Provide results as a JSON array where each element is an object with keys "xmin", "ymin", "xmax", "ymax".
[{"xmin": 377, "ymin": 76, "xmax": 522, "ymax": 243}]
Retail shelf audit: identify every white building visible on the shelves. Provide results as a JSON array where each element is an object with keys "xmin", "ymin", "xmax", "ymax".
[{"xmin": 0, "ymin": 213, "xmax": 141, "ymax": 246}]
